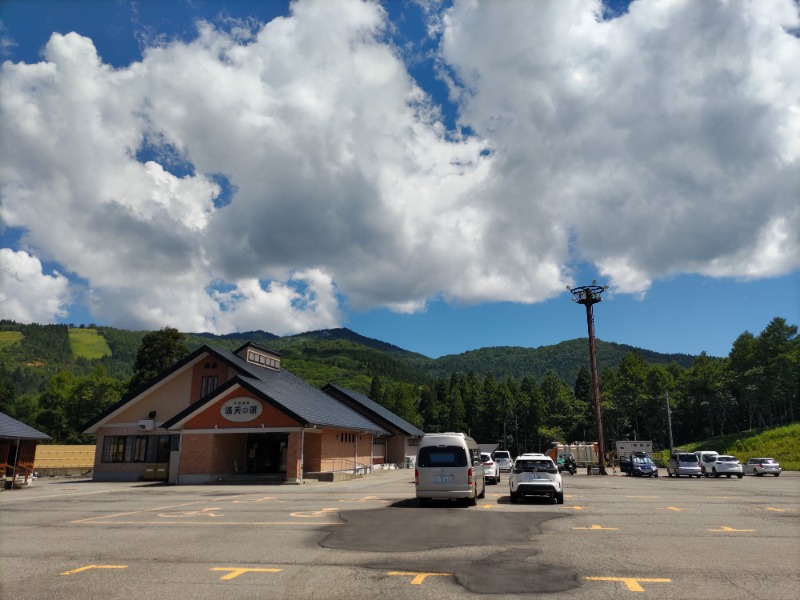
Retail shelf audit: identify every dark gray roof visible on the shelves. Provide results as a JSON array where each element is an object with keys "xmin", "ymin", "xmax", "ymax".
[
  {"xmin": 0, "ymin": 411, "xmax": 51, "ymax": 440},
  {"xmin": 323, "ymin": 384, "xmax": 424, "ymax": 437},
  {"xmin": 161, "ymin": 346, "xmax": 387, "ymax": 434}
]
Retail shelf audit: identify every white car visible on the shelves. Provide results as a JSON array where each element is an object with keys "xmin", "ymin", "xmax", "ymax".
[
  {"xmin": 481, "ymin": 452, "xmax": 500, "ymax": 484},
  {"xmin": 508, "ymin": 453, "xmax": 563, "ymax": 504},
  {"xmin": 709, "ymin": 455, "xmax": 743, "ymax": 478}
]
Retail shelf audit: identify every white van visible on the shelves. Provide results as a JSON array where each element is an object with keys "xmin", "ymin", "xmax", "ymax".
[
  {"xmin": 415, "ymin": 433, "xmax": 486, "ymax": 506},
  {"xmin": 695, "ymin": 451, "xmax": 720, "ymax": 477}
]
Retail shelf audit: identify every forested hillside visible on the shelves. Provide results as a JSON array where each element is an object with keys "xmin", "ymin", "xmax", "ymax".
[{"xmin": 0, "ymin": 317, "xmax": 796, "ymax": 456}]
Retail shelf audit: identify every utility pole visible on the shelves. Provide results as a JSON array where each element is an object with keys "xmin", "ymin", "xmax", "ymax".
[
  {"xmin": 666, "ymin": 392, "xmax": 674, "ymax": 455},
  {"xmin": 569, "ymin": 281, "xmax": 609, "ymax": 475}
]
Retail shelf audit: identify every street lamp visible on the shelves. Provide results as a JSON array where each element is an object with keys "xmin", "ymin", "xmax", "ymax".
[{"xmin": 568, "ymin": 281, "xmax": 608, "ymax": 475}]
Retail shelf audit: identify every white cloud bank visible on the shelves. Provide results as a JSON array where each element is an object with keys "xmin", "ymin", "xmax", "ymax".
[
  {"xmin": 0, "ymin": 0, "xmax": 798, "ymax": 333},
  {"xmin": 0, "ymin": 249, "xmax": 70, "ymax": 322}
]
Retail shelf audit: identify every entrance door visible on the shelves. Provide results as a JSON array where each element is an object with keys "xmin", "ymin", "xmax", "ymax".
[{"xmin": 246, "ymin": 434, "xmax": 288, "ymax": 474}]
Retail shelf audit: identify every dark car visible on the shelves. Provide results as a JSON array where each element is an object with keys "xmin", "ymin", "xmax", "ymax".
[{"xmin": 623, "ymin": 453, "xmax": 659, "ymax": 477}]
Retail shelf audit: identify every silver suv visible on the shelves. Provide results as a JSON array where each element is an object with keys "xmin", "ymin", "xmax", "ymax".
[{"xmin": 508, "ymin": 453, "xmax": 564, "ymax": 504}]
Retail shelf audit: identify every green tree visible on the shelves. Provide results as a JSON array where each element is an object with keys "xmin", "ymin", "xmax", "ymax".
[{"xmin": 128, "ymin": 327, "xmax": 189, "ymax": 392}]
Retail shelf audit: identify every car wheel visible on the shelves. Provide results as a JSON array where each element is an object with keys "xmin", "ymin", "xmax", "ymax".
[
  {"xmin": 556, "ymin": 491, "xmax": 564, "ymax": 504},
  {"xmin": 510, "ymin": 491, "xmax": 518, "ymax": 504},
  {"xmin": 737, "ymin": 474, "xmax": 743, "ymax": 479},
  {"xmin": 696, "ymin": 474, "xmax": 702, "ymax": 478},
  {"xmin": 713, "ymin": 469, "xmax": 719, "ymax": 478},
  {"xmin": 726, "ymin": 474, "xmax": 731, "ymax": 478},
  {"xmin": 478, "ymin": 482, "xmax": 486, "ymax": 499},
  {"xmin": 774, "ymin": 473, "xmax": 780, "ymax": 477},
  {"xmin": 418, "ymin": 497, "xmax": 430, "ymax": 507},
  {"xmin": 757, "ymin": 471, "xmax": 764, "ymax": 476}
]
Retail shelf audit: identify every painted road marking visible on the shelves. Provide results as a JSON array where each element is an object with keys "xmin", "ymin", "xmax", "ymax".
[
  {"xmin": 339, "ymin": 496, "xmax": 390, "ymax": 503},
  {"xmin": 586, "ymin": 576, "xmax": 670, "ymax": 592},
  {"xmin": 656, "ymin": 506, "xmax": 686, "ymax": 511},
  {"xmin": 387, "ymin": 571, "xmax": 452, "ymax": 585},
  {"xmin": 708, "ymin": 526, "xmax": 755, "ymax": 532},
  {"xmin": 563, "ymin": 505, "xmax": 590, "ymax": 510},
  {"xmin": 232, "ymin": 496, "xmax": 282, "ymax": 503},
  {"xmin": 72, "ymin": 501, "xmax": 204, "ymax": 523},
  {"xmin": 211, "ymin": 567, "xmax": 282, "ymax": 581},
  {"xmin": 61, "ymin": 565, "xmax": 127, "ymax": 576},
  {"xmin": 159, "ymin": 507, "xmax": 223, "ymax": 518},
  {"xmin": 573, "ymin": 524, "xmax": 619, "ymax": 530},
  {"xmin": 765, "ymin": 507, "xmax": 794, "ymax": 512},
  {"xmin": 290, "ymin": 508, "xmax": 339, "ymax": 518},
  {"xmin": 626, "ymin": 496, "xmax": 660, "ymax": 499}
]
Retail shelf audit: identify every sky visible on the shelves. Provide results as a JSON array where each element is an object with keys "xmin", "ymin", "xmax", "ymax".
[{"xmin": 0, "ymin": 0, "xmax": 798, "ymax": 360}]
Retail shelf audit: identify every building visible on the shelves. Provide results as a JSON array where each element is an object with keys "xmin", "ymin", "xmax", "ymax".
[
  {"xmin": 1, "ymin": 411, "xmax": 50, "ymax": 490},
  {"xmin": 82, "ymin": 342, "xmax": 415, "ymax": 484},
  {"xmin": 322, "ymin": 384, "xmax": 423, "ymax": 466}
]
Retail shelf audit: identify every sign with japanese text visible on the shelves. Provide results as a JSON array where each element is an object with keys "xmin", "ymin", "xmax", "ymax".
[{"xmin": 220, "ymin": 397, "xmax": 263, "ymax": 422}]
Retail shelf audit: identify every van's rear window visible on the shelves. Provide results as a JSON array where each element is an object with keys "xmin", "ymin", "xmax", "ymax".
[{"xmin": 417, "ymin": 446, "xmax": 468, "ymax": 467}]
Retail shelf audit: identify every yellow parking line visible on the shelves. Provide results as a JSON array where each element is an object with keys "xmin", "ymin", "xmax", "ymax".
[
  {"xmin": 211, "ymin": 567, "xmax": 281, "ymax": 580},
  {"xmin": 586, "ymin": 576, "xmax": 670, "ymax": 592},
  {"xmin": 61, "ymin": 565, "xmax": 127, "ymax": 576},
  {"xmin": 388, "ymin": 571, "xmax": 451, "ymax": 585}
]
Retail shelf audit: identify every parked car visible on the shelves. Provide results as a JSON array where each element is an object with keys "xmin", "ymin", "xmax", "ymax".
[
  {"xmin": 696, "ymin": 451, "xmax": 720, "ymax": 477},
  {"xmin": 415, "ymin": 433, "xmax": 486, "ymax": 506},
  {"xmin": 742, "ymin": 457, "xmax": 782, "ymax": 477},
  {"xmin": 667, "ymin": 452, "xmax": 702, "ymax": 478},
  {"xmin": 709, "ymin": 455, "xmax": 743, "ymax": 478},
  {"xmin": 622, "ymin": 452, "xmax": 659, "ymax": 477},
  {"xmin": 508, "ymin": 453, "xmax": 564, "ymax": 504},
  {"xmin": 493, "ymin": 450, "xmax": 513, "ymax": 473},
  {"xmin": 481, "ymin": 452, "xmax": 500, "ymax": 484}
]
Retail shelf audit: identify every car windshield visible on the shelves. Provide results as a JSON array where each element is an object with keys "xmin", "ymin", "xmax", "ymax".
[
  {"xmin": 515, "ymin": 459, "xmax": 554, "ymax": 472},
  {"xmin": 718, "ymin": 456, "xmax": 736, "ymax": 462},
  {"xmin": 762, "ymin": 459, "xmax": 776, "ymax": 464},
  {"xmin": 481, "ymin": 454, "xmax": 493, "ymax": 463},
  {"xmin": 494, "ymin": 452, "xmax": 511, "ymax": 460},
  {"xmin": 678, "ymin": 454, "xmax": 698, "ymax": 462}
]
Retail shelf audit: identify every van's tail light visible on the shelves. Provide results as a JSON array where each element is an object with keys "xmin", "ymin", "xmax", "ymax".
[
  {"xmin": 468, "ymin": 467, "xmax": 473, "ymax": 485},
  {"xmin": 415, "ymin": 468, "xmax": 419, "ymax": 486}
]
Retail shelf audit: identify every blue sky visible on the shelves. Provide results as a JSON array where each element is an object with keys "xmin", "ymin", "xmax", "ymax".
[{"xmin": 1, "ymin": 0, "xmax": 798, "ymax": 359}]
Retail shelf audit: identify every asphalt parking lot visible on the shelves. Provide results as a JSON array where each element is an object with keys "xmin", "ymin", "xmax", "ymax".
[{"xmin": 1, "ymin": 468, "xmax": 798, "ymax": 599}]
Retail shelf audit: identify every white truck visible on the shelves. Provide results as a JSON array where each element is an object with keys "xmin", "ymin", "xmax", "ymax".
[
  {"xmin": 615, "ymin": 440, "xmax": 653, "ymax": 460},
  {"xmin": 616, "ymin": 441, "xmax": 654, "ymax": 475}
]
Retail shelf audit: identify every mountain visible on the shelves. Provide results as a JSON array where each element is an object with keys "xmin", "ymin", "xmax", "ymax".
[{"xmin": 0, "ymin": 322, "xmax": 700, "ymax": 397}]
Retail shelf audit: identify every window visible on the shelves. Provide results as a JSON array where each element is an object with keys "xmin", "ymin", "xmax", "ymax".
[
  {"xmin": 102, "ymin": 435, "xmax": 173, "ymax": 463},
  {"xmin": 102, "ymin": 436, "xmax": 126, "ymax": 462},
  {"xmin": 132, "ymin": 436, "xmax": 148, "ymax": 462},
  {"xmin": 417, "ymin": 446, "xmax": 468, "ymax": 468},
  {"xmin": 372, "ymin": 437, "xmax": 386, "ymax": 445},
  {"xmin": 246, "ymin": 350, "xmax": 280, "ymax": 370},
  {"xmin": 201, "ymin": 375, "xmax": 219, "ymax": 397}
]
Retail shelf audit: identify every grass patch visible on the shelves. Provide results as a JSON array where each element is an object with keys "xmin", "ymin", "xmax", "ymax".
[
  {"xmin": 0, "ymin": 331, "xmax": 23, "ymax": 350},
  {"xmin": 68, "ymin": 328, "xmax": 112, "ymax": 359},
  {"xmin": 657, "ymin": 424, "xmax": 800, "ymax": 471}
]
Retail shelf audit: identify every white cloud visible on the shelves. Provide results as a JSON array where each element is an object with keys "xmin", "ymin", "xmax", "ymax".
[
  {"xmin": 0, "ymin": 249, "xmax": 70, "ymax": 322},
  {"xmin": 0, "ymin": 0, "xmax": 798, "ymax": 333}
]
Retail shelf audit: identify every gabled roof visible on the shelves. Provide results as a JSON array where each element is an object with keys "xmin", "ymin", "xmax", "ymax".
[
  {"xmin": 322, "ymin": 384, "xmax": 424, "ymax": 437},
  {"xmin": 84, "ymin": 343, "xmax": 386, "ymax": 435},
  {"xmin": 0, "ymin": 411, "xmax": 51, "ymax": 440}
]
